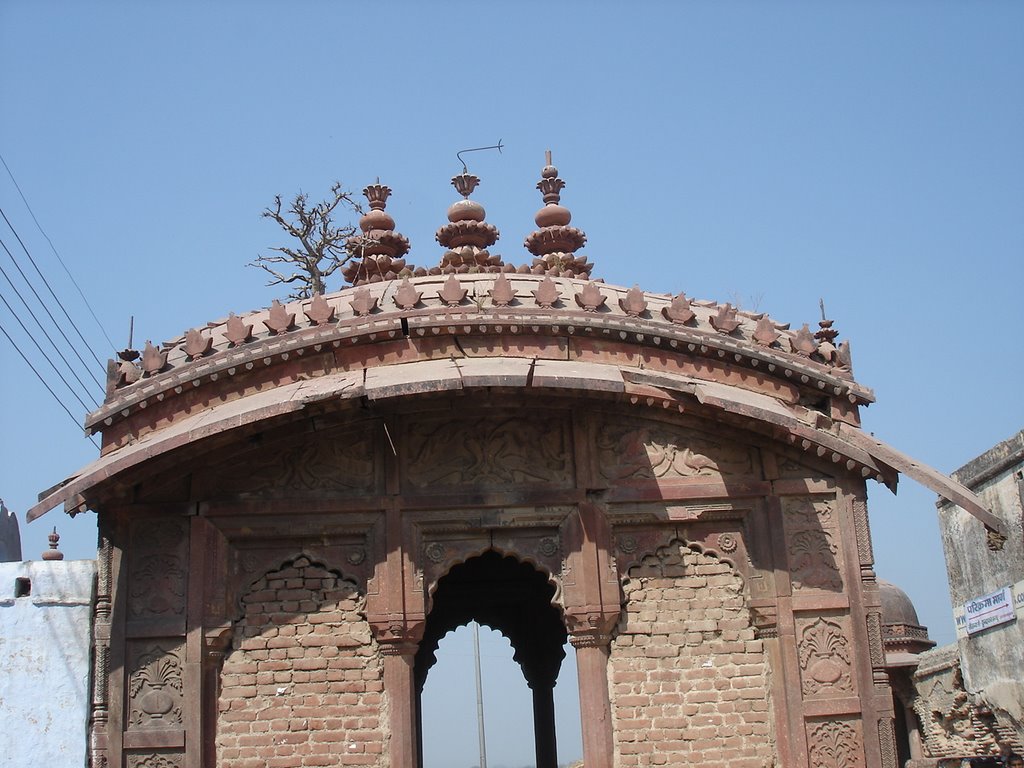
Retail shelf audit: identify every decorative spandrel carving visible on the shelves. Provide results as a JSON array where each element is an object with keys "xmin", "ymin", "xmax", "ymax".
[
  {"xmin": 596, "ymin": 421, "xmax": 755, "ymax": 482},
  {"xmin": 213, "ymin": 428, "xmax": 376, "ymax": 496},
  {"xmin": 807, "ymin": 720, "xmax": 861, "ymax": 768},
  {"xmin": 126, "ymin": 754, "xmax": 182, "ymax": 768},
  {"xmin": 404, "ymin": 416, "xmax": 571, "ymax": 488},
  {"xmin": 126, "ymin": 642, "xmax": 185, "ymax": 729},
  {"xmin": 128, "ymin": 519, "xmax": 188, "ymax": 620},
  {"xmin": 798, "ymin": 617, "xmax": 853, "ymax": 697},
  {"xmin": 783, "ymin": 499, "xmax": 842, "ymax": 591}
]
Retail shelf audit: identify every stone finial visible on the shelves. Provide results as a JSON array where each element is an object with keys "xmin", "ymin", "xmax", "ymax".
[
  {"xmin": 344, "ymin": 181, "xmax": 421, "ymax": 286},
  {"xmin": 42, "ymin": 527, "xmax": 64, "ymax": 561},
  {"xmin": 524, "ymin": 151, "xmax": 592, "ymax": 278},
  {"xmin": 814, "ymin": 299, "xmax": 841, "ymax": 365},
  {"xmin": 435, "ymin": 172, "xmax": 505, "ymax": 275}
]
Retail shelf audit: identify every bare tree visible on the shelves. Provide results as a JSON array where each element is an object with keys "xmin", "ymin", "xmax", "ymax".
[{"xmin": 250, "ymin": 182, "xmax": 361, "ymax": 299}]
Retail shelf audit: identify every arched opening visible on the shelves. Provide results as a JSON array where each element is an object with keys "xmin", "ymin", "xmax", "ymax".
[{"xmin": 416, "ymin": 550, "xmax": 577, "ymax": 768}]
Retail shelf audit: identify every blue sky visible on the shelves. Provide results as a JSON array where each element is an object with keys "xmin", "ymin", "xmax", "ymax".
[{"xmin": 1, "ymin": 2, "xmax": 1022, "ymax": 766}]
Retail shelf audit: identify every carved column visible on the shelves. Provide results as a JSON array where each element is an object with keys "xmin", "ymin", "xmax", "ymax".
[
  {"xmin": 569, "ymin": 626, "xmax": 616, "ymax": 768},
  {"xmin": 379, "ymin": 638, "xmax": 420, "ymax": 768},
  {"xmin": 90, "ymin": 534, "xmax": 113, "ymax": 768}
]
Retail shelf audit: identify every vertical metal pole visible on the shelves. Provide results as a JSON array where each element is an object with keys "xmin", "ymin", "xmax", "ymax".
[{"xmin": 473, "ymin": 621, "xmax": 487, "ymax": 768}]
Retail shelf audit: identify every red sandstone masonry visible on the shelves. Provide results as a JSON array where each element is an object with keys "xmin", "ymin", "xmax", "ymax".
[
  {"xmin": 609, "ymin": 544, "xmax": 776, "ymax": 767},
  {"xmin": 216, "ymin": 557, "xmax": 386, "ymax": 767}
]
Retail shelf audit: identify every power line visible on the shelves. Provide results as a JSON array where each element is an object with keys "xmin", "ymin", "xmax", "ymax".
[
  {"xmin": 0, "ymin": 288, "xmax": 94, "ymax": 413},
  {"xmin": 0, "ymin": 205, "xmax": 108, "ymax": 374},
  {"xmin": 0, "ymin": 233, "xmax": 103, "ymax": 397},
  {"xmin": 0, "ymin": 321, "xmax": 98, "ymax": 449},
  {"xmin": 0, "ymin": 152, "xmax": 118, "ymax": 354},
  {"xmin": 0, "ymin": 250, "xmax": 99, "ymax": 407}
]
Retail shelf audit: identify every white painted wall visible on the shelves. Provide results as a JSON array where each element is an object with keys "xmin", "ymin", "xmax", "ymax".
[{"xmin": 0, "ymin": 559, "xmax": 95, "ymax": 768}]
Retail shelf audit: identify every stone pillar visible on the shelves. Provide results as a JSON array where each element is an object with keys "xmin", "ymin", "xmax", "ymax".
[
  {"xmin": 380, "ymin": 640, "xmax": 420, "ymax": 768},
  {"xmin": 529, "ymin": 681, "xmax": 558, "ymax": 768},
  {"xmin": 570, "ymin": 632, "xmax": 615, "ymax": 768}
]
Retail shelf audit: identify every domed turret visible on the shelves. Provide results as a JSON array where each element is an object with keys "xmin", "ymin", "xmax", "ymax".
[{"xmin": 879, "ymin": 580, "xmax": 936, "ymax": 659}]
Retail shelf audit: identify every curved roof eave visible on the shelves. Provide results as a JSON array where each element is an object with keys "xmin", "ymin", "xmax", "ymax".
[{"xmin": 26, "ymin": 358, "xmax": 1004, "ymax": 536}]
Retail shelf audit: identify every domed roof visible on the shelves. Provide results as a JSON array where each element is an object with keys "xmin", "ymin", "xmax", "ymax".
[{"xmin": 878, "ymin": 579, "xmax": 935, "ymax": 660}]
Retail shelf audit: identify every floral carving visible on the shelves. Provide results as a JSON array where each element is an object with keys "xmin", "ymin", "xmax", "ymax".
[
  {"xmin": 799, "ymin": 618, "xmax": 853, "ymax": 696},
  {"xmin": 662, "ymin": 292, "xmax": 695, "ymax": 324},
  {"xmin": 304, "ymin": 293, "xmax": 335, "ymax": 325},
  {"xmin": 532, "ymin": 277, "xmax": 560, "ymax": 308},
  {"xmin": 438, "ymin": 274, "xmax": 468, "ymax": 307},
  {"xmin": 425, "ymin": 542, "xmax": 446, "ymax": 563},
  {"xmin": 574, "ymin": 281, "xmax": 607, "ymax": 312},
  {"xmin": 128, "ymin": 644, "xmax": 184, "ymax": 728},
  {"xmin": 224, "ymin": 313, "xmax": 252, "ymax": 346},
  {"xmin": 215, "ymin": 433, "xmax": 375, "ymax": 496},
  {"xmin": 597, "ymin": 422, "xmax": 754, "ymax": 481},
  {"xmin": 128, "ymin": 554, "xmax": 186, "ymax": 618},
  {"xmin": 807, "ymin": 721, "xmax": 860, "ymax": 768},
  {"xmin": 264, "ymin": 299, "xmax": 295, "ymax": 334},
  {"xmin": 709, "ymin": 303, "xmax": 741, "ymax": 334},
  {"xmin": 127, "ymin": 755, "xmax": 182, "ymax": 768},
  {"xmin": 349, "ymin": 287, "xmax": 378, "ymax": 316},
  {"xmin": 393, "ymin": 278, "xmax": 422, "ymax": 309},
  {"xmin": 785, "ymin": 500, "xmax": 842, "ymax": 591},
  {"xmin": 141, "ymin": 341, "xmax": 167, "ymax": 375},
  {"xmin": 405, "ymin": 417, "xmax": 570, "ymax": 487},
  {"xmin": 717, "ymin": 533, "xmax": 738, "ymax": 553},
  {"xmin": 618, "ymin": 285, "xmax": 648, "ymax": 317},
  {"xmin": 753, "ymin": 317, "xmax": 781, "ymax": 347},
  {"xmin": 538, "ymin": 536, "xmax": 559, "ymax": 557},
  {"xmin": 183, "ymin": 328, "xmax": 212, "ymax": 359},
  {"xmin": 489, "ymin": 273, "xmax": 515, "ymax": 307}
]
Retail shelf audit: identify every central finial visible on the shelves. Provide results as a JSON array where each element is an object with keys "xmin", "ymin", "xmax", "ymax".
[{"xmin": 452, "ymin": 172, "xmax": 480, "ymax": 199}]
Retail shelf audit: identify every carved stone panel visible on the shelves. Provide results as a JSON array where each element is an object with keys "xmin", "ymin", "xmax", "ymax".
[
  {"xmin": 782, "ymin": 498, "xmax": 843, "ymax": 591},
  {"xmin": 128, "ymin": 519, "xmax": 188, "ymax": 621},
  {"xmin": 125, "ymin": 640, "xmax": 185, "ymax": 730},
  {"xmin": 125, "ymin": 753, "xmax": 183, "ymax": 768},
  {"xmin": 797, "ymin": 617, "xmax": 855, "ymax": 698},
  {"xmin": 806, "ymin": 719, "xmax": 863, "ymax": 768},
  {"xmin": 212, "ymin": 425, "xmax": 377, "ymax": 497},
  {"xmin": 403, "ymin": 414, "xmax": 573, "ymax": 488},
  {"xmin": 595, "ymin": 419, "xmax": 756, "ymax": 482}
]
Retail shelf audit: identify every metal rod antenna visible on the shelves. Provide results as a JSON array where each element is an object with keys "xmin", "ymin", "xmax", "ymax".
[
  {"xmin": 456, "ymin": 140, "xmax": 504, "ymax": 173},
  {"xmin": 473, "ymin": 621, "xmax": 488, "ymax": 768}
]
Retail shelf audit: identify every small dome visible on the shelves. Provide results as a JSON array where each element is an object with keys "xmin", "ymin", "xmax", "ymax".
[
  {"xmin": 878, "ymin": 579, "xmax": 935, "ymax": 658},
  {"xmin": 879, "ymin": 579, "xmax": 922, "ymax": 627}
]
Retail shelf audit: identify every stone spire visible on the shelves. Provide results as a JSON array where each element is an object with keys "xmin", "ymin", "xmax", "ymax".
[
  {"xmin": 41, "ymin": 527, "xmax": 64, "ymax": 561},
  {"xmin": 524, "ymin": 151, "xmax": 592, "ymax": 278},
  {"xmin": 344, "ymin": 182, "xmax": 422, "ymax": 285},
  {"xmin": 435, "ymin": 172, "xmax": 506, "ymax": 274}
]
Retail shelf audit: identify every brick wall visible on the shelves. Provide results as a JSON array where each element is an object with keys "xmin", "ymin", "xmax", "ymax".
[
  {"xmin": 216, "ymin": 556, "xmax": 386, "ymax": 768},
  {"xmin": 609, "ymin": 543, "xmax": 776, "ymax": 767}
]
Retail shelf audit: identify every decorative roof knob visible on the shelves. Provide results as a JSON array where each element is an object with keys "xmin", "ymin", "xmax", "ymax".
[{"xmin": 42, "ymin": 527, "xmax": 64, "ymax": 561}]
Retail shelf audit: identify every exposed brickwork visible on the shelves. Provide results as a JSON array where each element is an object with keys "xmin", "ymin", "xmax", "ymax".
[
  {"xmin": 609, "ymin": 543, "xmax": 776, "ymax": 767},
  {"xmin": 216, "ymin": 556, "xmax": 386, "ymax": 768}
]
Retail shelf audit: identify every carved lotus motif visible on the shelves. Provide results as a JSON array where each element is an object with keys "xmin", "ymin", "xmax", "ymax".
[
  {"xmin": 662, "ymin": 292, "xmax": 695, "ymax": 324},
  {"xmin": 141, "ymin": 341, "xmax": 167, "ymax": 375},
  {"xmin": 618, "ymin": 285, "xmax": 648, "ymax": 317},
  {"xmin": 438, "ymin": 274, "xmax": 468, "ymax": 307},
  {"xmin": 489, "ymin": 273, "xmax": 515, "ymax": 307},
  {"xmin": 183, "ymin": 328, "xmax": 212, "ymax": 359},
  {"xmin": 791, "ymin": 323, "xmax": 819, "ymax": 356},
  {"xmin": 349, "ymin": 287, "xmax": 378, "ymax": 316},
  {"xmin": 224, "ymin": 313, "xmax": 252, "ymax": 346},
  {"xmin": 710, "ymin": 303, "xmax": 741, "ymax": 334},
  {"xmin": 575, "ymin": 281, "xmax": 607, "ymax": 312},
  {"xmin": 304, "ymin": 293, "xmax": 335, "ymax": 326},
  {"xmin": 532, "ymin": 277, "xmax": 561, "ymax": 308},
  {"xmin": 393, "ymin": 278, "xmax": 422, "ymax": 310},
  {"xmin": 753, "ymin": 317, "xmax": 781, "ymax": 347},
  {"xmin": 263, "ymin": 300, "xmax": 295, "ymax": 334}
]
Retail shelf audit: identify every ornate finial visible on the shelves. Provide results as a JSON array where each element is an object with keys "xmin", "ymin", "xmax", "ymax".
[
  {"xmin": 524, "ymin": 152, "xmax": 591, "ymax": 278},
  {"xmin": 815, "ymin": 299, "xmax": 839, "ymax": 344},
  {"xmin": 343, "ymin": 181, "xmax": 420, "ymax": 286},
  {"xmin": 436, "ymin": 171, "xmax": 504, "ymax": 275},
  {"xmin": 42, "ymin": 527, "xmax": 64, "ymax": 561}
]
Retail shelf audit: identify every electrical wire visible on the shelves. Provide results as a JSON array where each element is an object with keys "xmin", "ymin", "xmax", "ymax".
[
  {"xmin": 0, "ymin": 288, "xmax": 94, "ymax": 413},
  {"xmin": 0, "ymin": 321, "xmax": 98, "ymax": 448},
  {"xmin": 0, "ymin": 205, "xmax": 108, "ymax": 374},
  {"xmin": 0, "ymin": 233, "xmax": 103, "ymax": 397},
  {"xmin": 0, "ymin": 152, "xmax": 118, "ymax": 355}
]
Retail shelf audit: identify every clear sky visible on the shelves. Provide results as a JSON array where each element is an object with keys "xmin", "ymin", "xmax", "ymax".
[{"xmin": 1, "ymin": 2, "xmax": 1022, "ymax": 766}]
